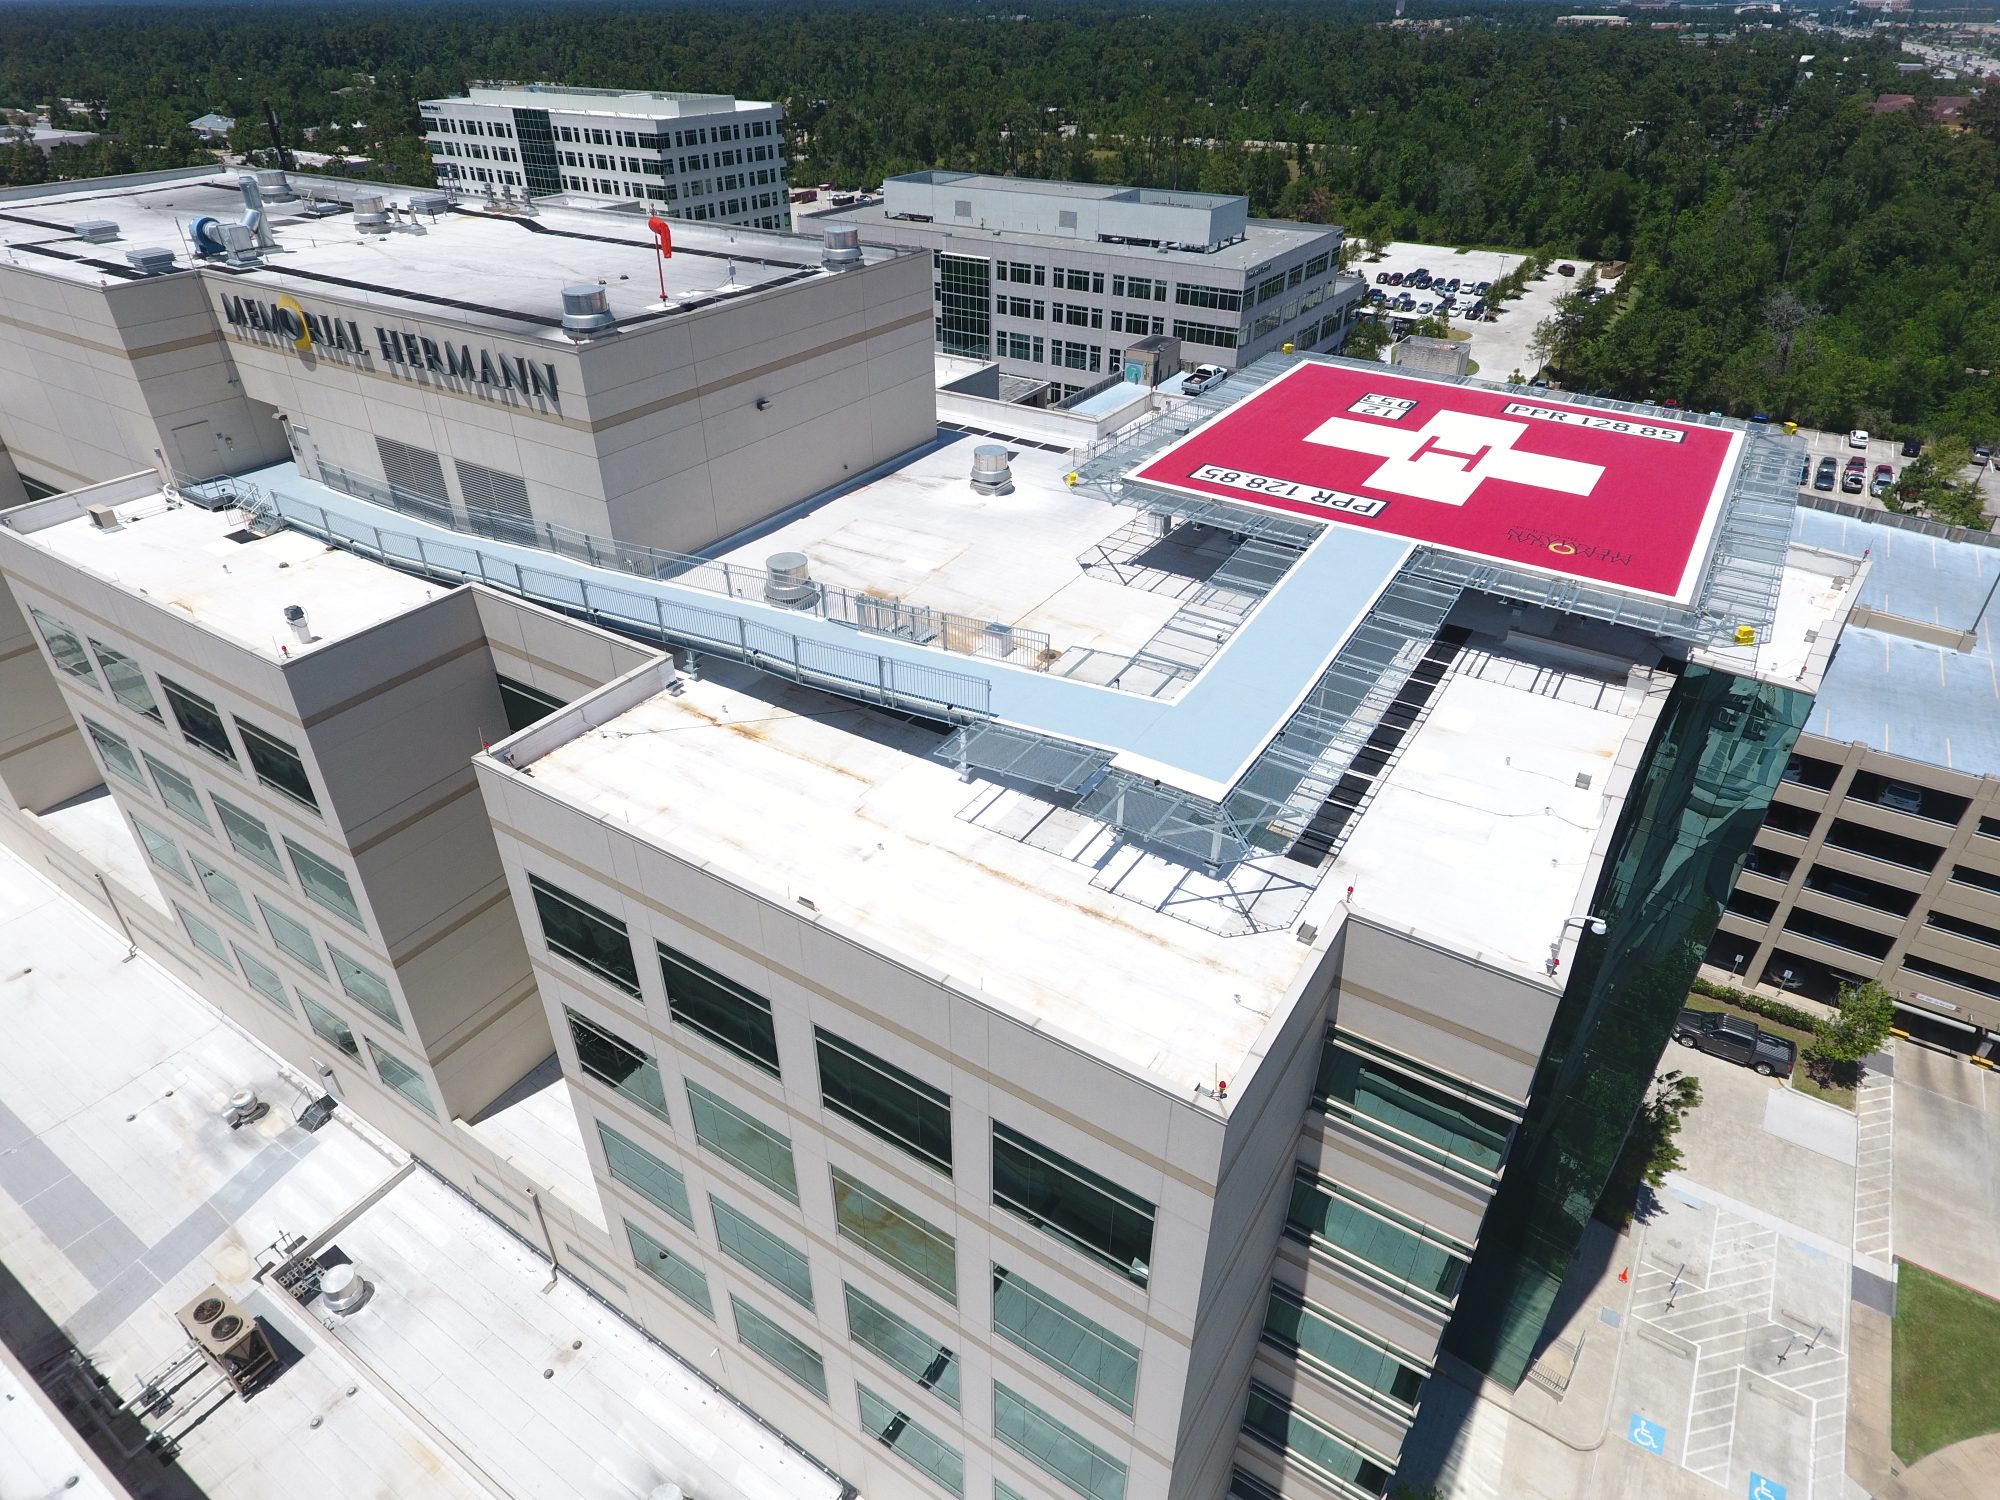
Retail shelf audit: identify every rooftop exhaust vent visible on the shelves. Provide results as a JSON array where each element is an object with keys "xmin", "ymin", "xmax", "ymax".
[
  {"xmin": 406, "ymin": 191, "xmax": 450, "ymax": 218},
  {"xmin": 560, "ymin": 283, "xmax": 616, "ymax": 336},
  {"xmin": 764, "ymin": 551, "xmax": 819, "ymax": 610},
  {"xmin": 124, "ymin": 246, "xmax": 177, "ymax": 276},
  {"xmin": 970, "ymin": 444, "xmax": 1014, "ymax": 495},
  {"xmin": 352, "ymin": 193, "xmax": 389, "ymax": 233},
  {"xmin": 821, "ymin": 225, "xmax": 861, "ymax": 270},
  {"xmin": 320, "ymin": 1263, "xmax": 372, "ymax": 1315},
  {"xmin": 73, "ymin": 219, "xmax": 119, "ymax": 244},
  {"xmin": 253, "ymin": 169, "xmax": 297, "ymax": 203}
]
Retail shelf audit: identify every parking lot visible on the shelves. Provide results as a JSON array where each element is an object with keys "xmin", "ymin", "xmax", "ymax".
[
  {"xmin": 1792, "ymin": 427, "xmax": 1996, "ymax": 518},
  {"xmin": 1352, "ymin": 240, "xmax": 1617, "ymax": 382}
]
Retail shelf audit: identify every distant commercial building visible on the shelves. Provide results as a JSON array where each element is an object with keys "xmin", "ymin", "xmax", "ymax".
[
  {"xmin": 420, "ymin": 83, "xmax": 789, "ymax": 229},
  {"xmin": 820, "ymin": 171, "xmax": 1365, "ymax": 400},
  {"xmin": 1712, "ymin": 503, "xmax": 2000, "ymax": 1057}
]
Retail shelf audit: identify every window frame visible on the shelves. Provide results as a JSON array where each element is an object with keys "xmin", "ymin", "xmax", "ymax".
[
  {"xmin": 624, "ymin": 1217, "xmax": 713, "ymax": 1317},
  {"xmin": 815, "ymin": 1028, "xmax": 952, "ymax": 1175},
  {"xmin": 991, "ymin": 1122, "xmax": 1155, "ymax": 1288},
  {"xmin": 256, "ymin": 896, "xmax": 326, "ymax": 976},
  {"xmin": 686, "ymin": 1079, "xmax": 799, "ymax": 1202},
  {"xmin": 711, "ymin": 1193, "xmax": 815, "ymax": 1307},
  {"xmin": 992, "ymin": 1381, "xmax": 1128, "ymax": 1500},
  {"xmin": 213, "ymin": 795, "xmax": 285, "ymax": 878},
  {"xmin": 143, "ymin": 753, "xmax": 210, "ymax": 830},
  {"xmin": 529, "ymin": 873, "xmax": 641, "ymax": 996},
  {"xmin": 598, "ymin": 1120, "xmax": 695, "ymax": 1227},
  {"xmin": 566, "ymin": 1008, "xmax": 671, "ymax": 1122},
  {"xmin": 158, "ymin": 678, "xmax": 238, "ymax": 766},
  {"xmin": 843, "ymin": 1282, "xmax": 960, "ymax": 1410},
  {"xmin": 284, "ymin": 838, "xmax": 366, "ymax": 930},
  {"xmin": 88, "ymin": 639, "xmax": 161, "ymax": 720},
  {"xmin": 831, "ymin": 1166, "xmax": 957, "ymax": 1305},
  {"xmin": 660, "ymin": 941, "xmax": 780, "ymax": 1075},
  {"xmin": 236, "ymin": 716, "xmax": 318, "ymax": 812},
  {"xmin": 28, "ymin": 606, "xmax": 100, "ymax": 686},
  {"xmin": 730, "ymin": 1293, "xmax": 828, "ymax": 1400},
  {"xmin": 992, "ymin": 1264, "xmax": 1140, "ymax": 1415},
  {"xmin": 81, "ymin": 717, "xmax": 149, "ymax": 791}
]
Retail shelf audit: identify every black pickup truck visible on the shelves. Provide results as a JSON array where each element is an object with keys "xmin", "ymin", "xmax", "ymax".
[{"xmin": 1671, "ymin": 1009, "xmax": 1798, "ymax": 1077}]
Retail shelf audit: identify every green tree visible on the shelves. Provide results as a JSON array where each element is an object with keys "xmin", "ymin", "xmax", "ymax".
[
  {"xmin": 1808, "ymin": 980, "xmax": 1897, "ymax": 1077},
  {"xmin": 1596, "ymin": 1070, "xmax": 1702, "ymax": 1225},
  {"xmin": 1342, "ymin": 316, "xmax": 1388, "ymax": 362},
  {"xmin": 1890, "ymin": 438, "xmax": 1985, "ymax": 529}
]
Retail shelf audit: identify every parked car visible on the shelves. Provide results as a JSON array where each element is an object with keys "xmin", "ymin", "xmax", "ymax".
[
  {"xmin": 1814, "ymin": 456, "xmax": 1837, "ymax": 491},
  {"xmin": 1848, "ymin": 429, "xmax": 1870, "ymax": 449},
  {"xmin": 1376, "ymin": 271, "xmax": 1390, "ymax": 284},
  {"xmin": 1467, "ymin": 301, "xmax": 1487, "ymax": 319},
  {"xmin": 1474, "ymin": 280, "xmax": 1492, "ymax": 295},
  {"xmin": 1871, "ymin": 464, "xmax": 1894, "ymax": 496},
  {"xmin": 1750, "ymin": 412, "xmax": 1771, "ymax": 425},
  {"xmin": 1977, "ymin": 446, "xmax": 1993, "ymax": 466},
  {"xmin": 1180, "ymin": 363, "xmax": 1228, "ymax": 396},
  {"xmin": 1557, "ymin": 262, "xmax": 1577, "ymax": 276},
  {"xmin": 1388, "ymin": 271, "xmax": 1405, "ymax": 286},
  {"xmin": 1417, "ymin": 300, "xmax": 1435, "ymax": 314},
  {"xmin": 1878, "ymin": 781, "xmax": 1923, "ymax": 814},
  {"xmin": 1445, "ymin": 277, "xmax": 1461, "ymax": 292},
  {"xmin": 1672, "ymin": 1009, "xmax": 1797, "ymax": 1077},
  {"xmin": 1797, "ymin": 457, "xmax": 1810, "ymax": 488},
  {"xmin": 1841, "ymin": 458, "xmax": 1866, "ymax": 493},
  {"xmin": 1901, "ymin": 437, "xmax": 1923, "ymax": 458}
]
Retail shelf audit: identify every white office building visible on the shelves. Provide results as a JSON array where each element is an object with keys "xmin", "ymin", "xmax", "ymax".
[
  {"xmin": 819, "ymin": 172, "xmax": 1365, "ymax": 400},
  {"xmin": 421, "ymin": 83, "xmax": 790, "ymax": 229}
]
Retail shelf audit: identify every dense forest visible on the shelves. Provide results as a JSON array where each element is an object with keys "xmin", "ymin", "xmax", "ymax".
[{"xmin": 1, "ymin": 2, "xmax": 1998, "ymax": 437}]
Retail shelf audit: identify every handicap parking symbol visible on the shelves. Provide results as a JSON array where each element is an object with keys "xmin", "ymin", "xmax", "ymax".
[
  {"xmin": 1626, "ymin": 1413, "xmax": 1667, "ymax": 1454},
  {"xmin": 1749, "ymin": 1475, "xmax": 1786, "ymax": 1500}
]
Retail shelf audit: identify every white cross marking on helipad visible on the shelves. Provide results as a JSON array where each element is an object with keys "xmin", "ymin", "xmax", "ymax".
[{"xmin": 1304, "ymin": 409, "xmax": 1605, "ymax": 507}]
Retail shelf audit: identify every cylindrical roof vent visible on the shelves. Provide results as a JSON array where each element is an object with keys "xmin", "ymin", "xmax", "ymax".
[
  {"xmin": 255, "ymin": 169, "xmax": 297, "ymax": 203},
  {"xmin": 561, "ymin": 283, "xmax": 617, "ymax": 336},
  {"xmin": 352, "ymin": 193, "xmax": 388, "ymax": 232},
  {"xmin": 970, "ymin": 444, "xmax": 1014, "ymax": 495},
  {"xmin": 764, "ymin": 551, "xmax": 819, "ymax": 610},
  {"xmin": 321, "ymin": 1264, "xmax": 371, "ymax": 1315},
  {"xmin": 821, "ymin": 225, "xmax": 862, "ymax": 270}
]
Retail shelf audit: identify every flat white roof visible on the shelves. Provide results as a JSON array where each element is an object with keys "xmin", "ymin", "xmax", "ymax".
[
  {"xmin": 9, "ymin": 489, "xmax": 448, "ymax": 662},
  {"xmin": 510, "ymin": 624, "xmax": 1635, "ymax": 1087},
  {"xmin": 0, "ymin": 172, "xmax": 879, "ymax": 339},
  {"xmin": 1335, "ymin": 648, "xmax": 1642, "ymax": 976},
  {"xmin": 517, "ymin": 662, "xmax": 1347, "ymax": 1092},
  {"xmin": 710, "ymin": 435, "xmax": 1191, "ymax": 663},
  {"xmin": 0, "ymin": 836, "xmax": 842, "ymax": 1500},
  {"xmin": 436, "ymin": 85, "xmax": 774, "ymax": 119}
]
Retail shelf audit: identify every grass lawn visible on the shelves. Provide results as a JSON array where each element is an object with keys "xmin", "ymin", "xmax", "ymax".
[
  {"xmin": 1892, "ymin": 1260, "xmax": 2000, "ymax": 1465},
  {"xmin": 1682, "ymin": 993, "xmax": 1856, "ymax": 1110}
]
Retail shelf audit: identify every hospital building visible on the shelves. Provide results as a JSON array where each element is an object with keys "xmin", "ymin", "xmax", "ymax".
[{"xmin": 0, "ymin": 163, "xmax": 1888, "ymax": 1500}]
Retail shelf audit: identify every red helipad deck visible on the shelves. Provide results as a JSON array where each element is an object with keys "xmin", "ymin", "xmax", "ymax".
[{"xmin": 1129, "ymin": 361, "xmax": 1743, "ymax": 602}]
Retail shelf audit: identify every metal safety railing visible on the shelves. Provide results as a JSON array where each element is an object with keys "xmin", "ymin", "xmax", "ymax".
[
  {"xmin": 313, "ymin": 462, "xmax": 1053, "ymax": 668},
  {"xmin": 249, "ymin": 488, "xmax": 994, "ymax": 721}
]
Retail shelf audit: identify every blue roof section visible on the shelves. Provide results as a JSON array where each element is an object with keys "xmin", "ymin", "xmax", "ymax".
[
  {"xmin": 1793, "ymin": 507, "xmax": 2000, "ymax": 776},
  {"xmin": 247, "ymin": 461, "xmax": 1411, "ymax": 796},
  {"xmin": 1794, "ymin": 507, "xmax": 1999, "ymax": 631}
]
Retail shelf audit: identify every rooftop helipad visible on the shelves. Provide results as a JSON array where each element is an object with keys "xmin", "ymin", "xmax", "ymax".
[{"xmin": 1128, "ymin": 360, "xmax": 1745, "ymax": 603}]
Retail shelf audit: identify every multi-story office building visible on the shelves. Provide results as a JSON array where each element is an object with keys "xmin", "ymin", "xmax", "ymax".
[
  {"xmin": 819, "ymin": 172, "xmax": 1365, "ymax": 400},
  {"xmin": 420, "ymin": 83, "xmax": 790, "ymax": 228},
  {"xmin": 0, "ymin": 168, "xmax": 1877, "ymax": 1500},
  {"xmin": 0, "ymin": 165, "xmax": 932, "ymax": 550},
  {"xmin": 1710, "ymin": 502, "xmax": 2000, "ymax": 1056}
]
